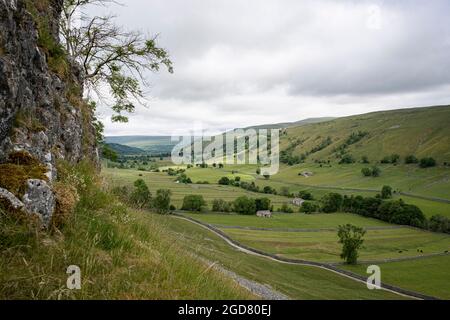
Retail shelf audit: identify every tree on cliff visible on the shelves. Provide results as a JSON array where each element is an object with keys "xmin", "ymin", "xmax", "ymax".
[{"xmin": 60, "ymin": 0, "xmax": 173, "ymax": 123}]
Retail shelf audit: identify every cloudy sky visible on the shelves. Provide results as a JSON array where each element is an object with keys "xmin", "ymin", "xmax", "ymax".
[{"xmin": 90, "ymin": 0, "xmax": 450, "ymax": 136}]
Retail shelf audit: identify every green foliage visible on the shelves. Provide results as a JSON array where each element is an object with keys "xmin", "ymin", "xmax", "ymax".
[
  {"xmin": 233, "ymin": 196, "xmax": 257, "ymax": 215},
  {"xmin": 381, "ymin": 154, "xmax": 400, "ymax": 164},
  {"xmin": 381, "ymin": 185, "xmax": 393, "ymax": 199},
  {"xmin": 361, "ymin": 167, "xmax": 372, "ymax": 177},
  {"xmin": 177, "ymin": 173, "xmax": 192, "ymax": 184},
  {"xmin": 60, "ymin": 1, "xmax": 173, "ymax": 122},
  {"xmin": 371, "ymin": 166, "xmax": 381, "ymax": 177},
  {"xmin": 321, "ymin": 193, "xmax": 343, "ymax": 213},
  {"xmin": 405, "ymin": 155, "xmax": 419, "ymax": 164},
  {"xmin": 277, "ymin": 203, "xmax": 294, "ymax": 213},
  {"xmin": 181, "ymin": 195, "xmax": 206, "ymax": 212},
  {"xmin": 377, "ymin": 200, "xmax": 426, "ymax": 228},
  {"xmin": 218, "ymin": 176, "xmax": 231, "ymax": 185},
  {"xmin": 339, "ymin": 154, "xmax": 355, "ymax": 164},
  {"xmin": 428, "ymin": 215, "xmax": 450, "ymax": 234},
  {"xmin": 153, "ymin": 189, "xmax": 172, "ymax": 214},
  {"xmin": 298, "ymin": 190, "xmax": 314, "ymax": 200},
  {"xmin": 263, "ymin": 186, "xmax": 277, "ymax": 195},
  {"xmin": 130, "ymin": 179, "xmax": 151, "ymax": 209},
  {"xmin": 419, "ymin": 157, "xmax": 437, "ymax": 168},
  {"xmin": 338, "ymin": 224, "xmax": 366, "ymax": 265},
  {"xmin": 255, "ymin": 198, "xmax": 271, "ymax": 211},
  {"xmin": 212, "ymin": 199, "xmax": 231, "ymax": 213},
  {"xmin": 299, "ymin": 201, "xmax": 319, "ymax": 214},
  {"xmin": 361, "ymin": 156, "xmax": 370, "ymax": 164},
  {"xmin": 101, "ymin": 144, "xmax": 118, "ymax": 162}
]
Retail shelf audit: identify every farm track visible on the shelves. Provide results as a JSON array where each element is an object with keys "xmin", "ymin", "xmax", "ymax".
[{"xmin": 173, "ymin": 213, "xmax": 441, "ymax": 300}]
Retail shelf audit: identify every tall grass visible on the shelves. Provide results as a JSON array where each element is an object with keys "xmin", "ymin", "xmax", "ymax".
[{"xmin": 0, "ymin": 162, "xmax": 253, "ymax": 299}]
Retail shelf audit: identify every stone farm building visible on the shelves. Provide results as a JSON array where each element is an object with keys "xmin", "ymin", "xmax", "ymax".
[{"xmin": 256, "ymin": 210, "xmax": 272, "ymax": 218}]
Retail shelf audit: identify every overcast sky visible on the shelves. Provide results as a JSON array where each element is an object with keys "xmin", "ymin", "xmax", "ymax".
[{"xmin": 90, "ymin": 0, "xmax": 450, "ymax": 136}]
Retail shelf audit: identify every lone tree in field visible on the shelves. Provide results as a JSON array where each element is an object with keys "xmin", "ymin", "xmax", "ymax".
[
  {"xmin": 60, "ymin": 0, "xmax": 173, "ymax": 122},
  {"xmin": 153, "ymin": 189, "xmax": 172, "ymax": 214},
  {"xmin": 337, "ymin": 224, "xmax": 366, "ymax": 265}
]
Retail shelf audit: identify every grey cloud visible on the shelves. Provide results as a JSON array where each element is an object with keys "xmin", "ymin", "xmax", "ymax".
[{"xmin": 88, "ymin": 0, "xmax": 450, "ymax": 135}]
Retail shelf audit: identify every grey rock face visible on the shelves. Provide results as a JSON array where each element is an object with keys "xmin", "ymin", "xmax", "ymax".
[
  {"xmin": 0, "ymin": 0, "xmax": 98, "ymax": 227},
  {"xmin": 22, "ymin": 179, "xmax": 55, "ymax": 227}
]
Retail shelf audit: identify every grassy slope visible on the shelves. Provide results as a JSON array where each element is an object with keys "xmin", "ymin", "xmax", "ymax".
[
  {"xmin": 160, "ymin": 214, "xmax": 403, "ymax": 299},
  {"xmin": 0, "ymin": 183, "xmax": 253, "ymax": 300},
  {"xmin": 342, "ymin": 255, "xmax": 450, "ymax": 299},
  {"xmin": 283, "ymin": 105, "xmax": 450, "ymax": 163}
]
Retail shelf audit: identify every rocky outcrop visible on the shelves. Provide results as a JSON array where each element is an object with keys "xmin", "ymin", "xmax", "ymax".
[{"xmin": 0, "ymin": 0, "xmax": 98, "ymax": 227}]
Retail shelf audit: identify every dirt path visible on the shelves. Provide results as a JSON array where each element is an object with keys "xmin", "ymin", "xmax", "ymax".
[
  {"xmin": 197, "ymin": 257, "xmax": 289, "ymax": 300},
  {"xmin": 173, "ymin": 214, "xmax": 441, "ymax": 300}
]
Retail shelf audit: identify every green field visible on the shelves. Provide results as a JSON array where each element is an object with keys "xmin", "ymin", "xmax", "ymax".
[
  {"xmin": 220, "ymin": 227, "xmax": 450, "ymax": 263},
  {"xmin": 103, "ymin": 167, "xmax": 297, "ymax": 210},
  {"xmin": 156, "ymin": 214, "xmax": 404, "ymax": 299},
  {"xmin": 185, "ymin": 212, "xmax": 391, "ymax": 229},
  {"xmin": 172, "ymin": 163, "xmax": 450, "ymax": 217},
  {"xmin": 342, "ymin": 255, "xmax": 450, "ymax": 299}
]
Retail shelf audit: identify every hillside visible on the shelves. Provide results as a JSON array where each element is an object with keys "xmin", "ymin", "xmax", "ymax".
[
  {"xmin": 106, "ymin": 143, "xmax": 145, "ymax": 155},
  {"xmin": 281, "ymin": 105, "xmax": 450, "ymax": 164},
  {"xmin": 105, "ymin": 136, "xmax": 178, "ymax": 155},
  {"xmin": 244, "ymin": 117, "xmax": 336, "ymax": 130}
]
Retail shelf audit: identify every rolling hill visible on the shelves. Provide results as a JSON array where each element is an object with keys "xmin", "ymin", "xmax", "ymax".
[
  {"xmin": 106, "ymin": 143, "xmax": 146, "ymax": 155},
  {"xmin": 281, "ymin": 105, "xmax": 450, "ymax": 164},
  {"xmin": 105, "ymin": 136, "xmax": 178, "ymax": 155}
]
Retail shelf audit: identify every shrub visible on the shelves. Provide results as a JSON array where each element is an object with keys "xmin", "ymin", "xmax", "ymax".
[
  {"xmin": 371, "ymin": 166, "xmax": 381, "ymax": 177},
  {"xmin": 233, "ymin": 196, "xmax": 256, "ymax": 215},
  {"xmin": 361, "ymin": 156, "xmax": 370, "ymax": 164},
  {"xmin": 177, "ymin": 173, "xmax": 192, "ymax": 184},
  {"xmin": 428, "ymin": 215, "xmax": 450, "ymax": 234},
  {"xmin": 405, "ymin": 155, "xmax": 419, "ymax": 164},
  {"xmin": 339, "ymin": 154, "xmax": 355, "ymax": 164},
  {"xmin": 321, "ymin": 193, "xmax": 343, "ymax": 213},
  {"xmin": 169, "ymin": 204, "xmax": 176, "ymax": 211},
  {"xmin": 361, "ymin": 167, "xmax": 372, "ymax": 177},
  {"xmin": 381, "ymin": 185, "xmax": 393, "ymax": 199},
  {"xmin": 298, "ymin": 190, "xmax": 314, "ymax": 200},
  {"xmin": 212, "ymin": 199, "xmax": 231, "ymax": 213},
  {"xmin": 181, "ymin": 195, "xmax": 206, "ymax": 212},
  {"xmin": 218, "ymin": 177, "xmax": 231, "ymax": 185},
  {"xmin": 299, "ymin": 201, "xmax": 319, "ymax": 214},
  {"xmin": 278, "ymin": 204, "xmax": 294, "ymax": 213},
  {"xmin": 263, "ymin": 186, "xmax": 276, "ymax": 194},
  {"xmin": 381, "ymin": 154, "xmax": 400, "ymax": 164},
  {"xmin": 419, "ymin": 157, "xmax": 436, "ymax": 168},
  {"xmin": 153, "ymin": 189, "xmax": 172, "ymax": 214},
  {"xmin": 129, "ymin": 179, "xmax": 152, "ymax": 209}
]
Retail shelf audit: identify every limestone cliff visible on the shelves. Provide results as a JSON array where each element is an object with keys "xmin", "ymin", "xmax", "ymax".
[{"xmin": 0, "ymin": 0, "xmax": 98, "ymax": 226}]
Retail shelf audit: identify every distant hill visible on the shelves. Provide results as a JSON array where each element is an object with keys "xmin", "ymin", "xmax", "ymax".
[
  {"xmin": 106, "ymin": 143, "xmax": 145, "ymax": 155},
  {"xmin": 245, "ymin": 117, "xmax": 336, "ymax": 130},
  {"xmin": 281, "ymin": 105, "xmax": 450, "ymax": 163},
  {"xmin": 105, "ymin": 136, "xmax": 178, "ymax": 155}
]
